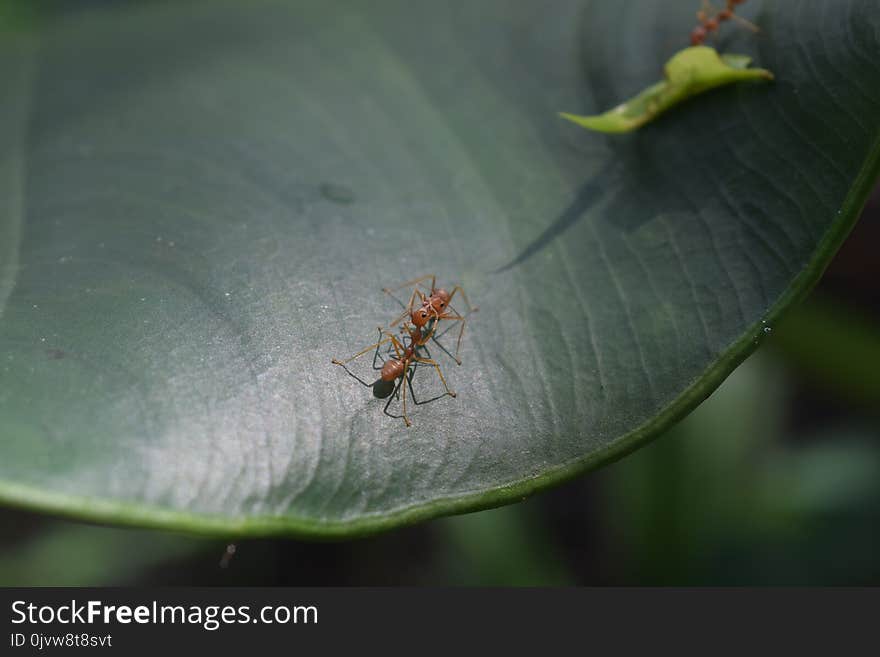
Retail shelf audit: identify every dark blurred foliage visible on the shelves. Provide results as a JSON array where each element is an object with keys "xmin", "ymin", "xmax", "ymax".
[{"xmin": 1, "ymin": 186, "xmax": 878, "ymax": 586}]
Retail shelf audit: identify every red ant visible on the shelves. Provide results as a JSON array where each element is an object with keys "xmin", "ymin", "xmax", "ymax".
[
  {"xmin": 690, "ymin": 0, "xmax": 758, "ymax": 46},
  {"xmin": 331, "ymin": 323, "xmax": 455, "ymax": 427},
  {"xmin": 382, "ymin": 275, "xmax": 477, "ymax": 366}
]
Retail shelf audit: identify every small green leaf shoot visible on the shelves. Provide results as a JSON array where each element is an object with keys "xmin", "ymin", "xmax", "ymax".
[{"xmin": 560, "ymin": 45, "xmax": 773, "ymax": 133}]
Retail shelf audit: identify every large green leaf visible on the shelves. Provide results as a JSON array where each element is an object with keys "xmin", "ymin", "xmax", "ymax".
[{"xmin": 0, "ymin": 0, "xmax": 877, "ymax": 537}]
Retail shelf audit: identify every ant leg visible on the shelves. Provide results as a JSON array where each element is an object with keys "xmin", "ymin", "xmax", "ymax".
[
  {"xmin": 387, "ymin": 286, "xmax": 422, "ymax": 327},
  {"xmin": 447, "ymin": 302, "xmax": 478, "ymax": 323},
  {"xmin": 423, "ymin": 323, "xmax": 458, "ymax": 364},
  {"xmin": 383, "ymin": 376, "xmax": 407, "ymax": 424},
  {"xmin": 394, "ymin": 286, "xmax": 419, "ymax": 310},
  {"xmin": 335, "ymin": 364, "xmax": 376, "ymax": 387},
  {"xmin": 389, "ymin": 334, "xmax": 406, "ymax": 359},
  {"xmin": 447, "ymin": 300, "xmax": 480, "ymax": 360},
  {"xmin": 408, "ymin": 363, "xmax": 453, "ymax": 406},
  {"xmin": 429, "ymin": 337, "xmax": 457, "ymax": 364},
  {"xmin": 418, "ymin": 343, "xmax": 432, "ymax": 360},
  {"xmin": 388, "ymin": 307, "xmax": 410, "ymax": 329},
  {"xmin": 332, "ymin": 332, "xmax": 393, "ymax": 366},
  {"xmin": 407, "ymin": 368, "xmax": 418, "ymax": 404},
  {"xmin": 445, "ymin": 286, "xmax": 478, "ymax": 363},
  {"xmin": 388, "ymin": 288, "xmax": 432, "ymax": 328},
  {"xmin": 333, "ymin": 330, "xmax": 393, "ymax": 386},
  {"xmin": 431, "ymin": 311, "xmax": 466, "ymax": 342},
  {"xmin": 383, "ymin": 276, "xmax": 435, "ymax": 324},
  {"xmin": 382, "ymin": 274, "xmax": 436, "ymax": 296},
  {"xmin": 413, "ymin": 356, "xmax": 456, "ymax": 398},
  {"xmin": 453, "ymin": 316, "xmax": 467, "ymax": 365},
  {"xmin": 431, "ymin": 313, "xmax": 467, "ymax": 365},
  {"xmin": 401, "ymin": 366, "xmax": 412, "ymax": 426},
  {"xmin": 728, "ymin": 12, "xmax": 759, "ymax": 32},
  {"xmin": 445, "ymin": 285, "xmax": 478, "ymax": 315},
  {"xmin": 707, "ymin": 0, "xmax": 759, "ymax": 34},
  {"xmin": 372, "ymin": 326, "xmax": 387, "ymax": 370}
]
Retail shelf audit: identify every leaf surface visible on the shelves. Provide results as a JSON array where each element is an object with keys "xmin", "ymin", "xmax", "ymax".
[{"xmin": 0, "ymin": 0, "xmax": 878, "ymax": 536}]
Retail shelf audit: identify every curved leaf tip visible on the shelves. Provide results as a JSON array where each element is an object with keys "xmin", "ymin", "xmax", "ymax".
[{"xmin": 560, "ymin": 46, "xmax": 773, "ymax": 134}]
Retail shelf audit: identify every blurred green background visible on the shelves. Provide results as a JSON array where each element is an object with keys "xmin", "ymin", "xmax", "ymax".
[{"xmin": 1, "ymin": 188, "xmax": 877, "ymax": 587}]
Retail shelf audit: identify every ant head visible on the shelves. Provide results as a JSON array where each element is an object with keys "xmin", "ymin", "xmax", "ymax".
[{"xmin": 411, "ymin": 308, "xmax": 430, "ymax": 327}]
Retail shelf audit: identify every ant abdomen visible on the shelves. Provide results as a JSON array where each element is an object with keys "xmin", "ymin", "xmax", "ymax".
[{"xmin": 381, "ymin": 359, "xmax": 405, "ymax": 382}]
